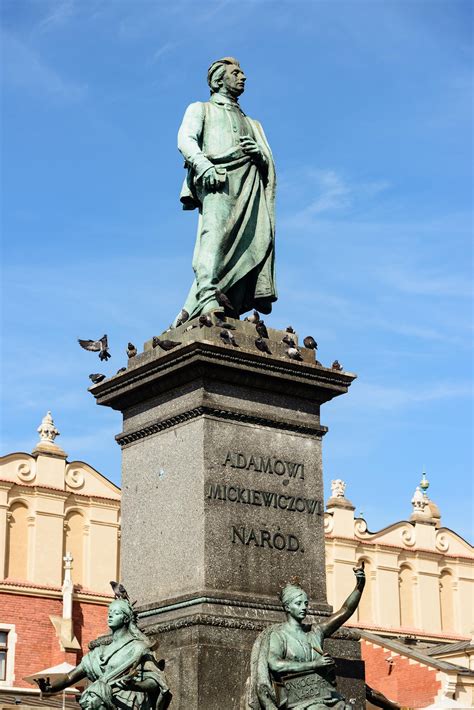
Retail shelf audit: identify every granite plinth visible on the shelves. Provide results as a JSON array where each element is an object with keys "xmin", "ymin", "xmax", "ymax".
[{"xmin": 90, "ymin": 318, "xmax": 363, "ymax": 708}]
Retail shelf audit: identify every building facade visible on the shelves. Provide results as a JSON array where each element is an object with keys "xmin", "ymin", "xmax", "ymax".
[
  {"xmin": 0, "ymin": 413, "xmax": 120, "ymax": 701},
  {"xmin": 1, "ymin": 416, "xmax": 473, "ymax": 708}
]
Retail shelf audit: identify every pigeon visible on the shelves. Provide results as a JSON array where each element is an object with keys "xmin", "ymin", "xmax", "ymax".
[
  {"xmin": 255, "ymin": 320, "xmax": 269, "ymax": 339},
  {"xmin": 116, "ymin": 367, "xmax": 127, "ymax": 375},
  {"xmin": 286, "ymin": 347, "xmax": 303, "ymax": 361},
  {"xmin": 215, "ymin": 289, "xmax": 236, "ymax": 315},
  {"xmin": 175, "ymin": 309, "xmax": 189, "ymax": 327},
  {"xmin": 126, "ymin": 342, "xmax": 137, "ymax": 358},
  {"xmin": 78, "ymin": 334, "xmax": 111, "ymax": 361},
  {"xmin": 199, "ymin": 314, "xmax": 213, "ymax": 328},
  {"xmin": 185, "ymin": 324, "xmax": 198, "ymax": 331},
  {"xmin": 255, "ymin": 337, "xmax": 271, "ymax": 354},
  {"xmin": 220, "ymin": 329, "xmax": 238, "ymax": 346},
  {"xmin": 303, "ymin": 336, "xmax": 317, "ymax": 350},
  {"xmin": 215, "ymin": 318, "xmax": 236, "ymax": 330},
  {"xmin": 282, "ymin": 334, "xmax": 296, "ymax": 347},
  {"xmin": 152, "ymin": 337, "xmax": 181, "ymax": 351},
  {"xmin": 110, "ymin": 580, "xmax": 131, "ymax": 602},
  {"xmin": 332, "ymin": 360, "xmax": 343, "ymax": 371},
  {"xmin": 244, "ymin": 310, "xmax": 260, "ymax": 324},
  {"xmin": 286, "ymin": 326, "xmax": 295, "ymax": 334},
  {"xmin": 89, "ymin": 373, "xmax": 106, "ymax": 384}
]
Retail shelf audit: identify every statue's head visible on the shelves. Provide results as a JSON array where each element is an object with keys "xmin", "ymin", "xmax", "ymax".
[
  {"xmin": 79, "ymin": 681, "xmax": 114, "ymax": 710},
  {"xmin": 280, "ymin": 583, "xmax": 309, "ymax": 622},
  {"xmin": 207, "ymin": 57, "xmax": 246, "ymax": 98},
  {"xmin": 107, "ymin": 597, "xmax": 134, "ymax": 631}
]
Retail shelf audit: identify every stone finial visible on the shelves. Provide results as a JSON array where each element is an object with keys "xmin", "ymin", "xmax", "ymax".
[
  {"xmin": 50, "ymin": 550, "xmax": 80, "ymax": 651},
  {"xmin": 37, "ymin": 411, "xmax": 60, "ymax": 443},
  {"xmin": 331, "ymin": 479, "xmax": 346, "ymax": 498},
  {"xmin": 411, "ymin": 486, "xmax": 426, "ymax": 513},
  {"xmin": 327, "ymin": 478, "xmax": 354, "ymax": 511},
  {"xmin": 32, "ymin": 411, "xmax": 67, "ymax": 458}
]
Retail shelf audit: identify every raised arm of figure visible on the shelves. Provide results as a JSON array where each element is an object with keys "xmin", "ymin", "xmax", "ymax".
[
  {"xmin": 319, "ymin": 565, "xmax": 366, "ymax": 639},
  {"xmin": 36, "ymin": 665, "xmax": 87, "ymax": 695}
]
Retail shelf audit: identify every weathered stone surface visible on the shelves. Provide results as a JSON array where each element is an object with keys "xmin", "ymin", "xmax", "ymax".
[{"xmin": 90, "ymin": 322, "xmax": 362, "ymax": 708}]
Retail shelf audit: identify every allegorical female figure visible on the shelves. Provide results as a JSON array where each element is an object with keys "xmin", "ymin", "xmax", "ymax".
[
  {"xmin": 36, "ymin": 596, "xmax": 171, "ymax": 710},
  {"xmin": 175, "ymin": 57, "xmax": 277, "ymax": 324},
  {"xmin": 246, "ymin": 565, "xmax": 365, "ymax": 709}
]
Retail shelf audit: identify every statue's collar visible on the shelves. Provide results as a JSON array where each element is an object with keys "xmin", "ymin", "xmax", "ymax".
[{"xmin": 210, "ymin": 93, "xmax": 243, "ymax": 111}]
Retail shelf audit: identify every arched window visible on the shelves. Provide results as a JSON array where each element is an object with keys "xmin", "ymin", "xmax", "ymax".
[
  {"xmin": 63, "ymin": 511, "xmax": 84, "ymax": 585},
  {"xmin": 6, "ymin": 502, "xmax": 29, "ymax": 580},
  {"xmin": 357, "ymin": 558, "xmax": 373, "ymax": 623},
  {"xmin": 399, "ymin": 565, "xmax": 414, "ymax": 628},
  {"xmin": 439, "ymin": 569, "xmax": 454, "ymax": 631}
]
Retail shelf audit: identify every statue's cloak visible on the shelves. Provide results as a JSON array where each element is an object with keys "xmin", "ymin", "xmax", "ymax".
[{"xmin": 177, "ymin": 97, "xmax": 277, "ymax": 319}]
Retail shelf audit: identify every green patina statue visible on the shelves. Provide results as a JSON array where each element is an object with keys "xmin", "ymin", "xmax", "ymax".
[
  {"xmin": 174, "ymin": 57, "xmax": 277, "ymax": 325},
  {"xmin": 246, "ymin": 565, "xmax": 365, "ymax": 709},
  {"xmin": 35, "ymin": 595, "xmax": 171, "ymax": 710}
]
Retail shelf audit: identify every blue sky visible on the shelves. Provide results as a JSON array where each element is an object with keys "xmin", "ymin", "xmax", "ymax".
[{"xmin": 1, "ymin": 0, "xmax": 472, "ymax": 541}]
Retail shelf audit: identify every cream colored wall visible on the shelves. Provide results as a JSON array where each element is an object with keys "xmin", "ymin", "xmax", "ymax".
[
  {"xmin": 324, "ymin": 497, "xmax": 474, "ymax": 639},
  {"xmin": 0, "ymin": 449, "xmax": 120, "ymax": 595}
]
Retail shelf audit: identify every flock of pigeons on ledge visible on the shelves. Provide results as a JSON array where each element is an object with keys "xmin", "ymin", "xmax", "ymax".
[{"xmin": 79, "ymin": 304, "xmax": 344, "ymax": 386}]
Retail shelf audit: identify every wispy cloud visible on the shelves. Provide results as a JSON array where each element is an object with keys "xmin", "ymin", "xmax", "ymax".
[
  {"xmin": 1, "ymin": 30, "xmax": 87, "ymax": 101},
  {"xmin": 36, "ymin": 0, "xmax": 75, "ymax": 33},
  {"xmin": 150, "ymin": 41, "xmax": 177, "ymax": 65}
]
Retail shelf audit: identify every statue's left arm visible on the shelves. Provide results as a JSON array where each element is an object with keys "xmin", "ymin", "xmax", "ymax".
[{"xmin": 319, "ymin": 565, "xmax": 365, "ymax": 639}]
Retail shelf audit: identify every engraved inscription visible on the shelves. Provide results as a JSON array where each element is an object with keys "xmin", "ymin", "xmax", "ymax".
[
  {"xmin": 231, "ymin": 526, "xmax": 302, "ymax": 552},
  {"xmin": 223, "ymin": 451, "xmax": 304, "ymax": 480},
  {"xmin": 207, "ymin": 483, "xmax": 322, "ymax": 515}
]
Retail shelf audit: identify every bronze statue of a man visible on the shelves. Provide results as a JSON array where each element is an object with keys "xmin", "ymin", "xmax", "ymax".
[{"xmin": 175, "ymin": 57, "xmax": 277, "ymax": 324}]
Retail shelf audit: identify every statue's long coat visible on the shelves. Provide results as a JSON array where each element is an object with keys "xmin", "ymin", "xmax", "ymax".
[{"xmin": 177, "ymin": 92, "xmax": 277, "ymax": 319}]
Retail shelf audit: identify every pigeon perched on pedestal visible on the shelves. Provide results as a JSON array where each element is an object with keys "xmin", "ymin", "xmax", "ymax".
[
  {"xmin": 126, "ymin": 342, "xmax": 137, "ymax": 358},
  {"xmin": 303, "ymin": 336, "xmax": 317, "ymax": 350},
  {"xmin": 332, "ymin": 360, "xmax": 343, "ymax": 371},
  {"xmin": 255, "ymin": 337, "xmax": 271, "ymax": 354},
  {"xmin": 89, "ymin": 373, "xmax": 106, "ymax": 384},
  {"xmin": 199, "ymin": 314, "xmax": 213, "ymax": 328},
  {"xmin": 215, "ymin": 289, "xmax": 236, "ymax": 315},
  {"xmin": 220, "ymin": 329, "xmax": 238, "ymax": 346},
  {"xmin": 175, "ymin": 309, "xmax": 189, "ymax": 327},
  {"xmin": 255, "ymin": 320, "xmax": 269, "ymax": 339},
  {"xmin": 244, "ymin": 310, "xmax": 260, "ymax": 324},
  {"xmin": 152, "ymin": 337, "xmax": 181, "ymax": 351},
  {"xmin": 282, "ymin": 334, "xmax": 296, "ymax": 347},
  {"xmin": 78, "ymin": 334, "xmax": 111, "ymax": 361},
  {"xmin": 286, "ymin": 347, "xmax": 303, "ymax": 361}
]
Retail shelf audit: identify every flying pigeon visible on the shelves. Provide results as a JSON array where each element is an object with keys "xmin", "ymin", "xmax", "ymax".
[
  {"xmin": 286, "ymin": 347, "xmax": 303, "ymax": 361},
  {"xmin": 255, "ymin": 337, "xmax": 271, "ymax": 354},
  {"xmin": 255, "ymin": 320, "xmax": 269, "ymax": 339},
  {"xmin": 126, "ymin": 342, "xmax": 137, "ymax": 358},
  {"xmin": 89, "ymin": 373, "xmax": 106, "ymax": 384},
  {"xmin": 220, "ymin": 329, "xmax": 238, "ymax": 346},
  {"xmin": 303, "ymin": 336, "xmax": 317, "ymax": 350},
  {"xmin": 78, "ymin": 334, "xmax": 111, "ymax": 361},
  {"xmin": 152, "ymin": 337, "xmax": 181, "ymax": 351},
  {"xmin": 332, "ymin": 360, "xmax": 343, "ymax": 371}
]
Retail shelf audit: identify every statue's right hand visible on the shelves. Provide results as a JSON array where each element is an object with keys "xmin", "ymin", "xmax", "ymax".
[
  {"xmin": 202, "ymin": 167, "xmax": 221, "ymax": 193},
  {"xmin": 312, "ymin": 654, "xmax": 335, "ymax": 669}
]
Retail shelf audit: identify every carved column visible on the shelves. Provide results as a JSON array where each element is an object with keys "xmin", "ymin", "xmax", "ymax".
[{"xmin": 91, "ymin": 322, "xmax": 364, "ymax": 709}]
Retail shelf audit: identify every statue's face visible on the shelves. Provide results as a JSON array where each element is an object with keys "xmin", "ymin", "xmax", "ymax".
[
  {"xmin": 220, "ymin": 63, "xmax": 246, "ymax": 97},
  {"xmin": 285, "ymin": 592, "xmax": 309, "ymax": 622},
  {"xmin": 107, "ymin": 602, "xmax": 127, "ymax": 630}
]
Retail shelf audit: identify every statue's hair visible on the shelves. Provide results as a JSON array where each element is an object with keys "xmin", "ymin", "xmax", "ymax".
[
  {"xmin": 207, "ymin": 57, "xmax": 240, "ymax": 94},
  {"xmin": 108, "ymin": 597, "xmax": 151, "ymax": 645},
  {"xmin": 280, "ymin": 582, "xmax": 307, "ymax": 607},
  {"xmin": 80, "ymin": 681, "xmax": 114, "ymax": 710}
]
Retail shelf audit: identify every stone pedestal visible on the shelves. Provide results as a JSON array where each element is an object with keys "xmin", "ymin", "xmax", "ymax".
[{"xmin": 91, "ymin": 319, "xmax": 364, "ymax": 708}]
